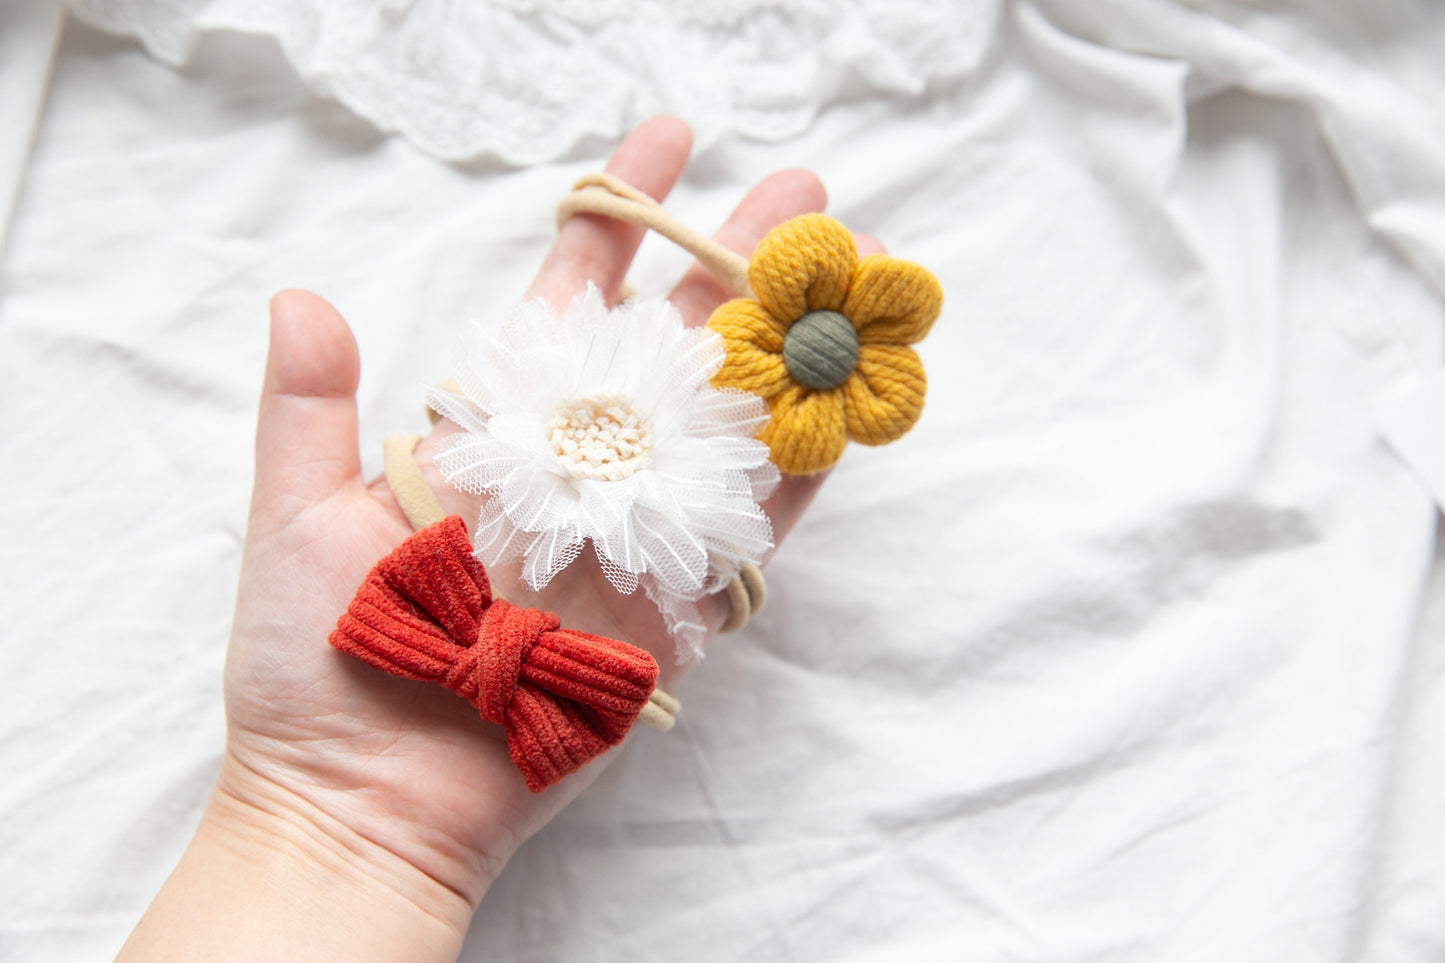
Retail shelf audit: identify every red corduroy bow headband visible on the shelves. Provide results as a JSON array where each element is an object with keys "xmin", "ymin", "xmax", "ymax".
[{"xmin": 330, "ymin": 515, "xmax": 660, "ymax": 792}]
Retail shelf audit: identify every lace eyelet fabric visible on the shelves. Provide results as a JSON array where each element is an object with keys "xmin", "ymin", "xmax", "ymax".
[{"xmin": 61, "ymin": 0, "xmax": 999, "ymax": 164}]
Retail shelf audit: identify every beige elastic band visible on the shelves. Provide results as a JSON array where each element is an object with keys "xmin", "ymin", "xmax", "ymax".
[
  {"xmin": 639, "ymin": 688, "xmax": 681, "ymax": 732},
  {"xmin": 718, "ymin": 563, "xmax": 768, "ymax": 635},
  {"xmin": 384, "ymin": 435, "xmax": 447, "ymax": 531},
  {"xmin": 382, "ymin": 433, "xmax": 679, "ymax": 732},
  {"xmin": 740, "ymin": 563, "xmax": 767, "ymax": 617},
  {"xmin": 557, "ymin": 172, "xmax": 753, "ymax": 300}
]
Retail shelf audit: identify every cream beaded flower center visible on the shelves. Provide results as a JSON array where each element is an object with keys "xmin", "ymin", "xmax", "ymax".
[{"xmin": 547, "ymin": 396, "xmax": 655, "ymax": 481}]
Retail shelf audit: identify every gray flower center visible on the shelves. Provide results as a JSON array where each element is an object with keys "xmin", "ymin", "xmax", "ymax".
[{"xmin": 782, "ymin": 310, "xmax": 859, "ymax": 390}]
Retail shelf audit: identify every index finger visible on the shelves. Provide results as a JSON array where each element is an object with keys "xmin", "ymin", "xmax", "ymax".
[{"xmin": 525, "ymin": 116, "xmax": 693, "ymax": 309}]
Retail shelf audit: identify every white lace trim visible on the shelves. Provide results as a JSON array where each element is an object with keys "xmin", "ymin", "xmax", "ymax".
[{"xmin": 61, "ymin": 0, "xmax": 997, "ymax": 164}]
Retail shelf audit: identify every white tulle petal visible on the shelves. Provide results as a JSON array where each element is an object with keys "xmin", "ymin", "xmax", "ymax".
[
  {"xmin": 687, "ymin": 387, "xmax": 771, "ymax": 438},
  {"xmin": 642, "ymin": 578, "xmax": 709, "ymax": 665},
  {"xmin": 670, "ymin": 327, "xmax": 728, "ymax": 392},
  {"xmin": 699, "ymin": 436, "xmax": 776, "ymax": 472},
  {"xmin": 520, "ymin": 527, "xmax": 585, "ymax": 591},
  {"xmin": 682, "ymin": 501, "xmax": 773, "ymax": 553},
  {"xmin": 486, "ymin": 411, "xmax": 554, "ymax": 463},
  {"xmin": 436, "ymin": 435, "xmax": 530, "ymax": 493},
  {"xmin": 499, "ymin": 466, "xmax": 579, "ymax": 533},
  {"xmin": 426, "ymin": 387, "xmax": 490, "ymax": 433},
  {"xmin": 596, "ymin": 546, "xmax": 641, "ymax": 596},
  {"xmin": 474, "ymin": 498, "xmax": 539, "ymax": 567},
  {"xmin": 750, "ymin": 461, "xmax": 782, "ymax": 502},
  {"xmin": 633, "ymin": 505, "xmax": 709, "ymax": 595},
  {"xmin": 578, "ymin": 480, "xmax": 646, "ymax": 575}
]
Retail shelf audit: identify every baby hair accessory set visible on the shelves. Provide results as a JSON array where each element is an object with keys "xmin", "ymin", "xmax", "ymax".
[{"xmin": 329, "ymin": 172, "xmax": 943, "ymax": 792}]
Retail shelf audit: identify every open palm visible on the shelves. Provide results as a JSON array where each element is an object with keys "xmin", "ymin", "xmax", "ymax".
[{"xmin": 219, "ymin": 117, "xmax": 879, "ymax": 910}]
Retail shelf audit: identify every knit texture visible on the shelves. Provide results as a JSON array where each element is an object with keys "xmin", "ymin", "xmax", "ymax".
[
  {"xmin": 329, "ymin": 515, "xmax": 660, "ymax": 792},
  {"xmin": 708, "ymin": 213, "xmax": 943, "ymax": 474}
]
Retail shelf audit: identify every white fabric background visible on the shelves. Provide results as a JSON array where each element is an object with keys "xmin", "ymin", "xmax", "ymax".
[{"xmin": 2, "ymin": 0, "xmax": 1444, "ymax": 959}]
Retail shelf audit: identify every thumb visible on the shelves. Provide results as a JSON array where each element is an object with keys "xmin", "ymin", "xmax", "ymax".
[{"xmin": 251, "ymin": 289, "xmax": 363, "ymax": 524}]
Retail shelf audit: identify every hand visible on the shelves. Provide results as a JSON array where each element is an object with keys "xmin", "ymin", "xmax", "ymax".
[{"xmin": 119, "ymin": 117, "xmax": 883, "ymax": 961}]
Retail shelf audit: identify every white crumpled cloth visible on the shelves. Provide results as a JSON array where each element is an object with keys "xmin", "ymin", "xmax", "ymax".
[
  {"xmin": 2, "ymin": 1, "xmax": 1444, "ymax": 960},
  {"xmin": 60, "ymin": 0, "xmax": 994, "ymax": 164}
]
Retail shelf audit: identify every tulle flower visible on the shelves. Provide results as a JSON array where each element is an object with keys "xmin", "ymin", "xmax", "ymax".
[
  {"xmin": 428, "ymin": 286, "xmax": 779, "ymax": 661},
  {"xmin": 707, "ymin": 213, "xmax": 943, "ymax": 475}
]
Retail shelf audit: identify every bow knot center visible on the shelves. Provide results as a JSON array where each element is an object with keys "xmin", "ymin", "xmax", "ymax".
[{"xmin": 442, "ymin": 598, "xmax": 561, "ymax": 724}]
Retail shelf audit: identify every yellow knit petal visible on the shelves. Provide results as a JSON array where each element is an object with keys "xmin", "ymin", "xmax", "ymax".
[
  {"xmin": 843, "ymin": 345, "xmax": 927, "ymax": 446},
  {"xmin": 843, "ymin": 255, "xmax": 944, "ymax": 346},
  {"xmin": 748, "ymin": 213, "xmax": 858, "ymax": 323},
  {"xmin": 707, "ymin": 298, "xmax": 789, "ymax": 352},
  {"xmin": 712, "ymin": 340, "xmax": 794, "ymax": 400},
  {"xmin": 761, "ymin": 384, "xmax": 848, "ymax": 475}
]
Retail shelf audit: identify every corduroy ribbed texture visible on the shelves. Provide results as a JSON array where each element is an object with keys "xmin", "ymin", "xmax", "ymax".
[{"xmin": 329, "ymin": 515, "xmax": 660, "ymax": 792}]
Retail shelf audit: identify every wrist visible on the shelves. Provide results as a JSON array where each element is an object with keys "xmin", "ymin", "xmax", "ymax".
[{"xmin": 117, "ymin": 754, "xmax": 476, "ymax": 962}]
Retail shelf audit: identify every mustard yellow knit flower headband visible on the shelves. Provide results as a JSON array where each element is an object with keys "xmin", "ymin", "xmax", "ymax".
[
  {"xmin": 708, "ymin": 214, "xmax": 942, "ymax": 474},
  {"xmin": 557, "ymin": 173, "xmax": 944, "ymax": 476}
]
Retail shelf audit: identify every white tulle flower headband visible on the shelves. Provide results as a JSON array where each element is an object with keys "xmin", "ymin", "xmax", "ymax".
[{"xmin": 425, "ymin": 286, "xmax": 778, "ymax": 662}]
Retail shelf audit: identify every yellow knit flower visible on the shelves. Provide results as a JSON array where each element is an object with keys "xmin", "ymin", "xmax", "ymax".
[{"xmin": 707, "ymin": 213, "xmax": 943, "ymax": 475}]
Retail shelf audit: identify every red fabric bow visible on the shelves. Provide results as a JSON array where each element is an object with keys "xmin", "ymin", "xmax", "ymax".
[{"xmin": 329, "ymin": 515, "xmax": 660, "ymax": 792}]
